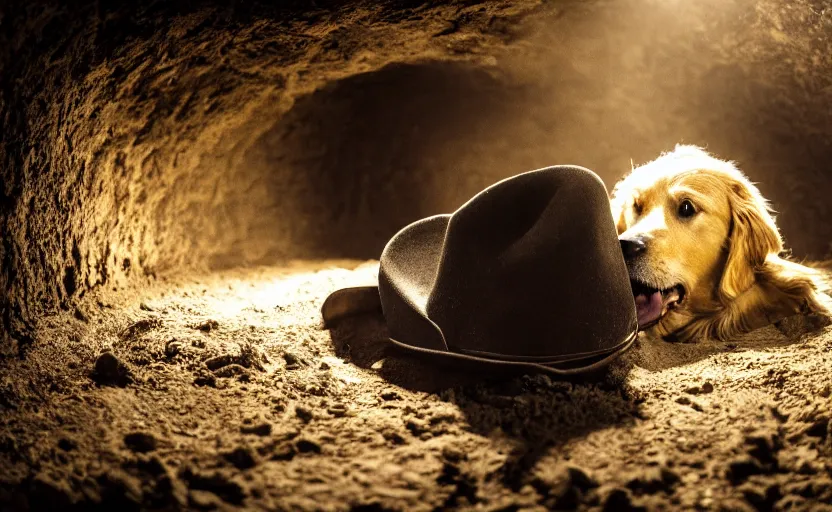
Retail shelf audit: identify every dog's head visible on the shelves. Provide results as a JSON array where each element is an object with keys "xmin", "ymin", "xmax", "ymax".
[{"xmin": 610, "ymin": 145, "xmax": 783, "ymax": 334}]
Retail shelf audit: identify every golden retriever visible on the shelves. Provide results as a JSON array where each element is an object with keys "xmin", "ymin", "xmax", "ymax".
[{"xmin": 609, "ymin": 144, "xmax": 831, "ymax": 342}]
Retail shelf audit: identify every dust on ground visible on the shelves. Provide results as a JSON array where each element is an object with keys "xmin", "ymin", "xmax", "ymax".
[{"xmin": 1, "ymin": 260, "xmax": 830, "ymax": 511}]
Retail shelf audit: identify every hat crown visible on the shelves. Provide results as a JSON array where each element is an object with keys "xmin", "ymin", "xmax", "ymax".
[{"xmin": 424, "ymin": 166, "xmax": 636, "ymax": 360}]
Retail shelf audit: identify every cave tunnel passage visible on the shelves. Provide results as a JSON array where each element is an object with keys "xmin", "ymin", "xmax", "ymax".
[
  {"xmin": 2, "ymin": 0, "xmax": 832, "ymax": 347},
  {"xmin": 2, "ymin": 0, "xmax": 832, "ymax": 510}
]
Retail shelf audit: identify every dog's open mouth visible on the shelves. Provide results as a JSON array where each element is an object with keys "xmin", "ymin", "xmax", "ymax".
[{"xmin": 631, "ymin": 280, "xmax": 686, "ymax": 329}]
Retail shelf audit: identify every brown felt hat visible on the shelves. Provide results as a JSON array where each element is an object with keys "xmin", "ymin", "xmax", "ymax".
[{"xmin": 322, "ymin": 165, "xmax": 638, "ymax": 375}]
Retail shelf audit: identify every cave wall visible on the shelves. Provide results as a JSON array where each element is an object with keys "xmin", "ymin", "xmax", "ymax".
[
  {"xmin": 1, "ymin": 0, "xmax": 831, "ymax": 353},
  {"xmin": 0, "ymin": 0, "xmax": 541, "ymax": 353}
]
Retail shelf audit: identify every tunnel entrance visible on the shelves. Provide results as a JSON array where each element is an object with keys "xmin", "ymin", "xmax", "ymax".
[{"xmin": 2, "ymin": 0, "xmax": 832, "ymax": 510}]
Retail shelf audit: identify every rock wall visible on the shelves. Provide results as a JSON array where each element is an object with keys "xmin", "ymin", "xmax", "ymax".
[
  {"xmin": 0, "ymin": 0, "xmax": 542, "ymax": 354},
  {"xmin": 1, "ymin": 0, "xmax": 831, "ymax": 354}
]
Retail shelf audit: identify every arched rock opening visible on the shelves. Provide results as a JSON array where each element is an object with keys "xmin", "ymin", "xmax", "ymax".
[{"xmin": 1, "ymin": 0, "xmax": 831, "ymax": 349}]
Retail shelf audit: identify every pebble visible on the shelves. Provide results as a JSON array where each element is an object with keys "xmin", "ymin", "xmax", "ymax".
[
  {"xmin": 165, "ymin": 339, "xmax": 183, "ymax": 358},
  {"xmin": 124, "ymin": 432, "xmax": 157, "ymax": 453},
  {"xmin": 195, "ymin": 320, "xmax": 219, "ymax": 332},
  {"xmin": 223, "ymin": 447, "xmax": 257, "ymax": 470},
  {"xmin": 295, "ymin": 405, "xmax": 313, "ymax": 422},
  {"xmin": 92, "ymin": 352, "xmax": 129, "ymax": 386},
  {"xmin": 240, "ymin": 423, "xmax": 272, "ymax": 436},
  {"xmin": 74, "ymin": 307, "xmax": 89, "ymax": 323},
  {"xmin": 295, "ymin": 438, "xmax": 321, "ymax": 454},
  {"xmin": 205, "ymin": 355, "xmax": 235, "ymax": 371},
  {"xmin": 701, "ymin": 382, "xmax": 714, "ymax": 393}
]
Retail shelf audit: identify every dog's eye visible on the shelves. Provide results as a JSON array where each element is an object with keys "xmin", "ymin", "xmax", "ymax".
[
  {"xmin": 633, "ymin": 199, "xmax": 643, "ymax": 215},
  {"xmin": 678, "ymin": 200, "xmax": 696, "ymax": 218}
]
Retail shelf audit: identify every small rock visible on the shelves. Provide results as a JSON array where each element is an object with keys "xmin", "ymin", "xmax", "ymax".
[
  {"xmin": 139, "ymin": 302, "xmax": 154, "ymax": 312},
  {"xmin": 684, "ymin": 385, "xmax": 701, "ymax": 395},
  {"xmin": 165, "ymin": 339, "xmax": 183, "ymax": 358},
  {"xmin": 295, "ymin": 406, "xmax": 313, "ymax": 422},
  {"xmin": 223, "ymin": 447, "xmax": 257, "ymax": 470},
  {"xmin": 675, "ymin": 396, "xmax": 691, "ymax": 405},
  {"xmin": 194, "ymin": 320, "xmax": 219, "ymax": 332},
  {"xmin": 193, "ymin": 372, "xmax": 217, "ymax": 388},
  {"xmin": 240, "ymin": 423, "xmax": 271, "ymax": 436},
  {"xmin": 74, "ymin": 307, "xmax": 89, "ymax": 323},
  {"xmin": 270, "ymin": 443, "xmax": 296, "ymax": 461},
  {"xmin": 205, "ymin": 355, "xmax": 235, "ymax": 371},
  {"xmin": 319, "ymin": 361, "xmax": 330, "ymax": 370},
  {"xmin": 124, "ymin": 432, "xmax": 157, "ymax": 453},
  {"xmin": 92, "ymin": 352, "xmax": 130, "ymax": 387},
  {"xmin": 283, "ymin": 352, "xmax": 300, "ymax": 366},
  {"xmin": 121, "ymin": 318, "xmax": 161, "ymax": 339},
  {"xmin": 295, "ymin": 438, "xmax": 321, "ymax": 454},
  {"xmin": 441, "ymin": 446, "xmax": 465, "ymax": 463},
  {"xmin": 405, "ymin": 418, "xmax": 428, "ymax": 436},
  {"xmin": 701, "ymin": 382, "xmax": 714, "ymax": 393}
]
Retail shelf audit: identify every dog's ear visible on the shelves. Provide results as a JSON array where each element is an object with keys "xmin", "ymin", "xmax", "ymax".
[{"xmin": 719, "ymin": 179, "xmax": 783, "ymax": 301}]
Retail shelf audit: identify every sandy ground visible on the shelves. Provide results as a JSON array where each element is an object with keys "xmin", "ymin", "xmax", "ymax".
[{"xmin": 1, "ymin": 260, "xmax": 831, "ymax": 511}]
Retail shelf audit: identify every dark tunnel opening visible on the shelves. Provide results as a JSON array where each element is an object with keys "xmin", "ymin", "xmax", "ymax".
[{"xmin": 1, "ymin": 0, "xmax": 832, "ymax": 510}]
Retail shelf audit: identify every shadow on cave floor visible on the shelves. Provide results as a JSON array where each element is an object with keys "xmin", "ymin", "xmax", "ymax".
[
  {"xmin": 326, "ymin": 313, "xmax": 641, "ymax": 489},
  {"xmin": 324, "ymin": 303, "xmax": 832, "ymax": 487}
]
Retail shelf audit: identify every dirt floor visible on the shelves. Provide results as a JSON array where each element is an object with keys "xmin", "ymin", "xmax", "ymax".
[{"xmin": 1, "ymin": 260, "xmax": 831, "ymax": 511}]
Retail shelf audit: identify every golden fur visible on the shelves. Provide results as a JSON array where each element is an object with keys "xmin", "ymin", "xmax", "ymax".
[{"xmin": 610, "ymin": 145, "xmax": 831, "ymax": 342}]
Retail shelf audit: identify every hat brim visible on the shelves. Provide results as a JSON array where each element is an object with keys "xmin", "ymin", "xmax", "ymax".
[
  {"xmin": 321, "ymin": 285, "xmax": 637, "ymax": 375},
  {"xmin": 324, "ymin": 214, "xmax": 637, "ymax": 376},
  {"xmin": 386, "ymin": 330, "xmax": 637, "ymax": 376}
]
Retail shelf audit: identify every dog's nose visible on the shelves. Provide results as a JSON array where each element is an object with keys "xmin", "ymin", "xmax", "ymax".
[{"xmin": 619, "ymin": 237, "xmax": 647, "ymax": 259}]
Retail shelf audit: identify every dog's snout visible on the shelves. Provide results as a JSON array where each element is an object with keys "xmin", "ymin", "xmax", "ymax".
[{"xmin": 620, "ymin": 236, "xmax": 647, "ymax": 259}]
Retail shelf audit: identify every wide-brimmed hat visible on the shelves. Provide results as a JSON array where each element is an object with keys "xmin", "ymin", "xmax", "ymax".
[{"xmin": 322, "ymin": 165, "xmax": 638, "ymax": 375}]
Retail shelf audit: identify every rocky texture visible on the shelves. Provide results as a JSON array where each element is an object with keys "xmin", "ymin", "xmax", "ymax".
[
  {"xmin": 1, "ymin": 261, "xmax": 831, "ymax": 511},
  {"xmin": 0, "ymin": 0, "xmax": 544, "ymax": 354},
  {"xmin": 1, "ymin": 2, "xmax": 831, "ymax": 506},
  {"xmin": 2, "ymin": 0, "xmax": 832, "ymax": 355}
]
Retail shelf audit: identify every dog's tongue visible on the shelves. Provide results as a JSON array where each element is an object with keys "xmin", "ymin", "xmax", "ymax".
[{"xmin": 635, "ymin": 292, "xmax": 663, "ymax": 329}]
